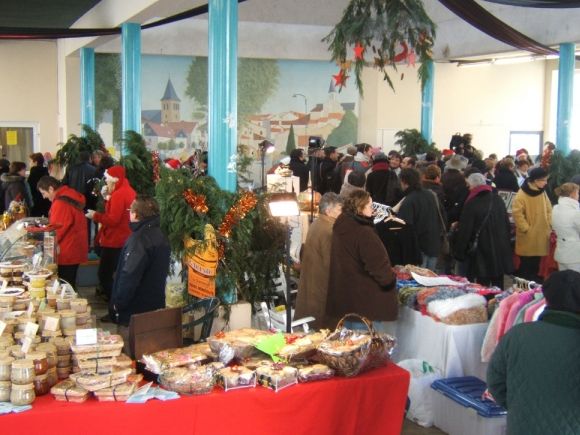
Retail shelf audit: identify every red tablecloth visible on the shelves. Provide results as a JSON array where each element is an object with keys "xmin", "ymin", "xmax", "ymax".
[{"xmin": 2, "ymin": 363, "xmax": 409, "ymax": 435}]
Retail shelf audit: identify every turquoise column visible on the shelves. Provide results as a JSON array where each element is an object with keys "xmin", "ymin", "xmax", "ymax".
[
  {"xmin": 208, "ymin": 0, "xmax": 238, "ymax": 192},
  {"xmin": 121, "ymin": 23, "xmax": 142, "ymax": 151},
  {"xmin": 420, "ymin": 59, "xmax": 434, "ymax": 144},
  {"xmin": 80, "ymin": 48, "xmax": 95, "ymax": 130},
  {"xmin": 556, "ymin": 43, "xmax": 575, "ymax": 155}
]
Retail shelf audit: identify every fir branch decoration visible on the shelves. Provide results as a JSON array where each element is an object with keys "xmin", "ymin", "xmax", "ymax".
[
  {"xmin": 54, "ymin": 124, "xmax": 106, "ymax": 167},
  {"xmin": 324, "ymin": 0, "xmax": 436, "ymax": 95},
  {"xmin": 394, "ymin": 128, "xmax": 437, "ymax": 156},
  {"xmin": 547, "ymin": 149, "xmax": 580, "ymax": 203},
  {"xmin": 120, "ymin": 131, "xmax": 155, "ymax": 196}
]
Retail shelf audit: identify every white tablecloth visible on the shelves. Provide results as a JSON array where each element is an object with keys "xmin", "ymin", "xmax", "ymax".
[{"xmin": 378, "ymin": 306, "xmax": 489, "ymax": 379}]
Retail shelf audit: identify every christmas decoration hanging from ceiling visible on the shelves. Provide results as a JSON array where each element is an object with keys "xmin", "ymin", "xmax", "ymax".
[{"xmin": 324, "ymin": 0, "xmax": 436, "ymax": 95}]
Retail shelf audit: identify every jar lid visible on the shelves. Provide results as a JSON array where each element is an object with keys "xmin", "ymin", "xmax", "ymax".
[
  {"xmin": 25, "ymin": 351, "xmax": 47, "ymax": 361},
  {"xmin": 0, "ymin": 356, "xmax": 14, "ymax": 364},
  {"xmin": 36, "ymin": 343, "xmax": 56, "ymax": 352},
  {"xmin": 70, "ymin": 298, "xmax": 87, "ymax": 305},
  {"xmin": 0, "ymin": 380, "xmax": 11, "ymax": 386},
  {"xmin": 58, "ymin": 310, "xmax": 75, "ymax": 317},
  {"xmin": 11, "ymin": 382, "xmax": 34, "ymax": 390},
  {"xmin": 11, "ymin": 359, "xmax": 33, "ymax": 368}
]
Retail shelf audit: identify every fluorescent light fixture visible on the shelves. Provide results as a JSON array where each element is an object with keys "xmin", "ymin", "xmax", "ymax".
[
  {"xmin": 494, "ymin": 56, "xmax": 534, "ymax": 65},
  {"xmin": 457, "ymin": 60, "xmax": 493, "ymax": 68},
  {"xmin": 268, "ymin": 193, "xmax": 300, "ymax": 217}
]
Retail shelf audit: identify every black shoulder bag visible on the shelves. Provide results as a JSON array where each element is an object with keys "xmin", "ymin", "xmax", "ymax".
[{"xmin": 467, "ymin": 196, "xmax": 493, "ymax": 256}]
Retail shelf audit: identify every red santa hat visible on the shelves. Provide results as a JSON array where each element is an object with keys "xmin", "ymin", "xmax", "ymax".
[
  {"xmin": 442, "ymin": 149, "xmax": 454, "ymax": 157},
  {"xmin": 165, "ymin": 159, "xmax": 181, "ymax": 170},
  {"xmin": 104, "ymin": 165, "xmax": 125, "ymax": 183}
]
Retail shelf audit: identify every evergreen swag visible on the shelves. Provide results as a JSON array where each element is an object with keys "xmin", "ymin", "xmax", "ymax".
[
  {"xmin": 324, "ymin": 0, "xmax": 436, "ymax": 95},
  {"xmin": 155, "ymin": 168, "xmax": 286, "ymax": 305},
  {"xmin": 394, "ymin": 128, "xmax": 437, "ymax": 156},
  {"xmin": 547, "ymin": 149, "xmax": 580, "ymax": 202},
  {"xmin": 120, "ymin": 131, "xmax": 155, "ymax": 196},
  {"xmin": 54, "ymin": 124, "xmax": 106, "ymax": 167}
]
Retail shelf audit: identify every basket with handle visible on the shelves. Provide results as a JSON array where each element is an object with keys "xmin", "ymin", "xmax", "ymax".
[{"xmin": 316, "ymin": 313, "xmax": 396, "ymax": 377}]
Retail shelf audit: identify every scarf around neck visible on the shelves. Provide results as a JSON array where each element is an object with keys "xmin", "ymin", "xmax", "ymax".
[
  {"xmin": 465, "ymin": 184, "xmax": 492, "ymax": 203},
  {"xmin": 521, "ymin": 179, "xmax": 545, "ymax": 197}
]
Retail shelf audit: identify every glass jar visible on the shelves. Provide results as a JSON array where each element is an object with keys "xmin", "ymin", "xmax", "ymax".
[
  {"xmin": 70, "ymin": 298, "xmax": 88, "ymax": 314},
  {"xmin": 59, "ymin": 310, "xmax": 76, "ymax": 330},
  {"xmin": 11, "ymin": 359, "xmax": 35, "ymax": 384},
  {"xmin": 46, "ymin": 367, "xmax": 58, "ymax": 387},
  {"xmin": 33, "ymin": 374, "xmax": 49, "ymax": 396},
  {"xmin": 0, "ymin": 356, "xmax": 14, "ymax": 381},
  {"xmin": 36, "ymin": 344, "xmax": 57, "ymax": 369},
  {"xmin": 0, "ymin": 380, "xmax": 10, "ymax": 402},
  {"xmin": 26, "ymin": 351, "xmax": 48, "ymax": 375},
  {"xmin": 10, "ymin": 382, "xmax": 35, "ymax": 406}
]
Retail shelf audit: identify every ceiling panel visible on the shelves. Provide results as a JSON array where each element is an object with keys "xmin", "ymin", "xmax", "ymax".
[{"xmin": 0, "ymin": 0, "xmax": 101, "ymax": 29}]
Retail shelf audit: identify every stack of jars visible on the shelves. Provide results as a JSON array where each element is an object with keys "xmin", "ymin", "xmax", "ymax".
[{"xmin": 53, "ymin": 336, "xmax": 74, "ymax": 380}]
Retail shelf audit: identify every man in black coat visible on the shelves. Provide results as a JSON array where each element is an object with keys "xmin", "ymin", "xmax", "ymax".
[
  {"xmin": 452, "ymin": 173, "xmax": 513, "ymax": 288},
  {"xmin": 317, "ymin": 146, "xmax": 338, "ymax": 194},
  {"xmin": 288, "ymin": 148, "xmax": 309, "ymax": 192},
  {"xmin": 111, "ymin": 195, "xmax": 171, "ymax": 329}
]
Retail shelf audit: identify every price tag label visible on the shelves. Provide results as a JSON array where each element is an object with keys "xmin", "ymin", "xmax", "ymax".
[
  {"xmin": 26, "ymin": 302, "xmax": 34, "ymax": 318},
  {"xmin": 0, "ymin": 320, "xmax": 6, "ymax": 336},
  {"xmin": 75, "ymin": 328, "xmax": 98, "ymax": 346},
  {"xmin": 24, "ymin": 322, "xmax": 39, "ymax": 337},
  {"xmin": 60, "ymin": 284, "xmax": 67, "ymax": 298},
  {"xmin": 0, "ymin": 280, "xmax": 7, "ymax": 292},
  {"xmin": 52, "ymin": 279, "xmax": 59, "ymax": 293},
  {"xmin": 21, "ymin": 336, "xmax": 33, "ymax": 353},
  {"xmin": 44, "ymin": 316, "xmax": 59, "ymax": 332}
]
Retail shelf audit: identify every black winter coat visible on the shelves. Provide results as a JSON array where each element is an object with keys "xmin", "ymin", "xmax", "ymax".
[
  {"xmin": 453, "ymin": 190, "xmax": 514, "ymax": 280},
  {"xmin": 28, "ymin": 166, "xmax": 51, "ymax": 217},
  {"xmin": 493, "ymin": 168, "xmax": 519, "ymax": 193},
  {"xmin": 62, "ymin": 162, "xmax": 97, "ymax": 209},
  {"xmin": 0, "ymin": 173, "xmax": 31, "ymax": 213},
  {"xmin": 289, "ymin": 157, "xmax": 309, "ymax": 192},
  {"xmin": 366, "ymin": 169, "xmax": 403, "ymax": 206},
  {"xmin": 317, "ymin": 158, "xmax": 337, "ymax": 194},
  {"xmin": 398, "ymin": 188, "xmax": 443, "ymax": 257},
  {"xmin": 111, "ymin": 215, "xmax": 171, "ymax": 326},
  {"xmin": 441, "ymin": 169, "xmax": 469, "ymax": 225}
]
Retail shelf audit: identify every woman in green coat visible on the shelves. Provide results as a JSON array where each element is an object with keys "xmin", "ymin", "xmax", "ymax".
[{"xmin": 487, "ymin": 270, "xmax": 580, "ymax": 435}]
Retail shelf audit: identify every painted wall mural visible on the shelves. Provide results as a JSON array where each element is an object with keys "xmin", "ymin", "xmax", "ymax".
[{"xmin": 95, "ymin": 54, "xmax": 359, "ymax": 164}]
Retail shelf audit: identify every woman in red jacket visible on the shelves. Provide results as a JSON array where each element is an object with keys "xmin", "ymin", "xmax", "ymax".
[
  {"xmin": 37, "ymin": 176, "xmax": 88, "ymax": 288},
  {"xmin": 85, "ymin": 166, "xmax": 136, "ymax": 308}
]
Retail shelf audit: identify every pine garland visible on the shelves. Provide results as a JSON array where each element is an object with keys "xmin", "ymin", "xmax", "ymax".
[
  {"xmin": 119, "ymin": 131, "xmax": 155, "ymax": 196},
  {"xmin": 547, "ymin": 149, "xmax": 580, "ymax": 202},
  {"xmin": 54, "ymin": 124, "xmax": 106, "ymax": 167},
  {"xmin": 324, "ymin": 0, "xmax": 436, "ymax": 95}
]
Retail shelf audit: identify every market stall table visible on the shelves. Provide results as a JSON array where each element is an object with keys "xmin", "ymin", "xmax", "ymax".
[
  {"xmin": 390, "ymin": 306, "xmax": 489, "ymax": 379},
  {"xmin": 2, "ymin": 364, "xmax": 410, "ymax": 435}
]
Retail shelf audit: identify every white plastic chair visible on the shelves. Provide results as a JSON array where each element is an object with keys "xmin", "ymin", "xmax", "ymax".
[{"xmin": 258, "ymin": 302, "xmax": 315, "ymax": 333}]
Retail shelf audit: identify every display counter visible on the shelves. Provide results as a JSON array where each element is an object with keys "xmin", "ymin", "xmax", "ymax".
[{"xmin": 2, "ymin": 364, "xmax": 410, "ymax": 435}]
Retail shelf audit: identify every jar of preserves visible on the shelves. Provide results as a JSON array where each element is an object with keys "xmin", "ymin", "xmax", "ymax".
[
  {"xmin": 46, "ymin": 367, "xmax": 58, "ymax": 387},
  {"xmin": 59, "ymin": 310, "xmax": 76, "ymax": 330},
  {"xmin": 33, "ymin": 374, "xmax": 49, "ymax": 396},
  {"xmin": 26, "ymin": 351, "xmax": 48, "ymax": 375},
  {"xmin": 10, "ymin": 382, "xmax": 35, "ymax": 405},
  {"xmin": 0, "ymin": 380, "xmax": 10, "ymax": 402},
  {"xmin": 36, "ymin": 343, "xmax": 57, "ymax": 369},
  {"xmin": 11, "ymin": 359, "xmax": 35, "ymax": 384},
  {"xmin": 0, "ymin": 356, "xmax": 14, "ymax": 381}
]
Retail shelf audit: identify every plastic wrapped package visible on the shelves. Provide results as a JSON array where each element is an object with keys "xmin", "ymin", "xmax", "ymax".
[
  {"xmin": 141, "ymin": 343, "xmax": 214, "ymax": 374},
  {"xmin": 208, "ymin": 329, "xmax": 271, "ymax": 364},
  {"xmin": 50, "ymin": 379, "xmax": 90, "ymax": 403},
  {"xmin": 296, "ymin": 364, "xmax": 335, "ymax": 383},
  {"xmin": 158, "ymin": 366, "xmax": 215, "ymax": 395},
  {"xmin": 276, "ymin": 330, "xmax": 330, "ymax": 362},
  {"xmin": 93, "ymin": 375, "xmax": 142, "ymax": 402},
  {"xmin": 317, "ymin": 314, "xmax": 396, "ymax": 377},
  {"xmin": 72, "ymin": 353, "xmax": 133, "ymax": 374},
  {"xmin": 256, "ymin": 363, "xmax": 298, "ymax": 392},
  {"xmin": 217, "ymin": 366, "xmax": 256, "ymax": 391},
  {"xmin": 70, "ymin": 333, "xmax": 124, "ymax": 356},
  {"xmin": 74, "ymin": 368, "xmax": 132, "ymax": 392}
]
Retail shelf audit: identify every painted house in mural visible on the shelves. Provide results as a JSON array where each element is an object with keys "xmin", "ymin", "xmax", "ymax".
[
  {"xmin": 141, "ymin": 78, "xmax": 203, "ymax": 153},
  {"xmin": 239, "ymin": 80, "xmax": 356, "ymax": 157}
]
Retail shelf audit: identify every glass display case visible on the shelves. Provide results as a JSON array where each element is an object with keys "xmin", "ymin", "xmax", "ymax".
[{"xmin": 0, "ymin": 218, "xmax": 58, "ymax": 269}]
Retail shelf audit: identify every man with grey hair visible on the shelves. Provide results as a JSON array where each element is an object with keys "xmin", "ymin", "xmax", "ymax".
[
  {"xmin": 452, "ymin": 172, "xmax": 513, "ymax": 288},
  {"xmin": 295, "ymin": 192, "xmax": 342, "ymax": 329}
]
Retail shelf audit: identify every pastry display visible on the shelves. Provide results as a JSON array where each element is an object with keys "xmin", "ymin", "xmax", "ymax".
[
  {"xmin": 74, "ymin": 368, "xmax": 132, "ymax": 392},
  {"xmin": 158, "ymin": 366, "xmax": 215, "ymax": 395},
  {"xmin": 93, "ymin": 376, "xmax": 141, "ymax": 402},
  {"xmin": 256, "ymin": 363, "xmax": 298, "ymax": 392},
  {"xmin": 70, "ymin": 333, "xmax": 124, "ymax": 355},
  {"xmin": 296, "ymin": 364, "xmax": 335, "ymax": 383},
  {"xmin": 277, "ymin": 330, "xmax": 330, "ymax": 361},
  {"xmin": 208, "ymin": 328, "xmax": 270, "ymax": 363},
  {"xmin": 217, "ymin": 365, "xmax": 256, "ymax": 391}
]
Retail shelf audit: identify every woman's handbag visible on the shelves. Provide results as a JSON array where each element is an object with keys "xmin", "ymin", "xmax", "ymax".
[
  {"xmin": 429, "ymin": 190, "xmax": 450, "ymax": 255},
  {"xmin": 467, "ymin": 196, "xmax": 494, "ymax": 256}
]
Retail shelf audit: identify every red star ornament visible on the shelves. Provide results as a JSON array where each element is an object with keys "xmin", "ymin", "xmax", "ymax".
[
  {"xmin": 407, "ymin": 50, "xmax": 416, "ymax": 67},
  {"xmin": 354, "ymin": 43, "xmax": 365, "ymax": 61},
  {"xmin": 332, "ymin": 69, "xmax": 349, "ymax": 88}
]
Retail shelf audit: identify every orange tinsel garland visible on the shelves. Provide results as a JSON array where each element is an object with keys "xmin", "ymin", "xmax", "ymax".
[
  {"xmin": 183, "ymin": 189, "xmax": 209, "ymax": 214},
  {"xmin": 218, "ymin": 191, "xmax": 258, "ymax": 238},
  {"xmin": 152, "ymin": 151, "xmax": 160, "ymax": 183}
]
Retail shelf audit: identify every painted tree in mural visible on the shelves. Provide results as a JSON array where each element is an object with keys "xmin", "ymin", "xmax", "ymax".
[
  {"xmin": 285, "ymin": 124, "xmax": 296, "ymax": 155},
  {"xmin": 95, "ymin": 53, "xmax": 122, "ymax": 142},
  {"xmin": 185, "ymin": 57, "xmax": 280, "ymax": 126},
  {"xmin": 326, "ymin": 110, "xmax": 358, "ymax": 147}
]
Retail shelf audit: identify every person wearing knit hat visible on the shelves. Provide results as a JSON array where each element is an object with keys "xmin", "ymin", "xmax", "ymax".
[
  {"xmin": 511, "ymin": 164, "xmax": 552, "ymax": 282},
  {"xmin": 86, "ymin": 165, "xmax": 136, "ymax": 315},
  {"xmin": 488, "ymin": 271, "xmax": 580, "ymax": 435}
]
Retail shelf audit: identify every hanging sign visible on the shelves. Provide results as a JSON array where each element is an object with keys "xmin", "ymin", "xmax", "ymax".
[
  {"xmin": 6, "ymin": 131, "xmax": 17, "ymax": 146},
  {"xmin": 184, "ymin": 225, "xmax": 218, "ymax": 298}
]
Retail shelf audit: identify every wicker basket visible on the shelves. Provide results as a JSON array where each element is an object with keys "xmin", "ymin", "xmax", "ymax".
[{"xmin": 316, "ymin": 313, "xmax": 396, "ymax": 377}]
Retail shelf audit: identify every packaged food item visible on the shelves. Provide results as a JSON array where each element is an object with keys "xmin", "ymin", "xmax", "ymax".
[
  {"xmin": 26, "ymin": 351, "xmax": 48, "ymax": 375},
  {"xmin": 141, "ymin": 343, "xmax": 213, "ymax": 374},
  {"xmin": 72, "ymin": 353, "xmax": 133, "ymax": 374},
  {"xmin": 217, "ymin": 365, "xmax": 256, "ymax": 391},
  {"xmin": 277, "ymin": 330, "xmax": 330, "ymax": 361},
  {"xmin": 296, "ymin": 364, "xmax": 335, "ymax": 383},
  {"xmin": 69, "ymin": 298, "xmax": 88, "ymax": 314},
  {"xmin": 70, "ymin": 333, "xmax": 123, "ymax": 355},
  {"xmin": 34, "ymin": 373, "xmax": 50, "ymax": 396},
  {"xmin": 158, "ymin": 366, "xmax": 215, "ymax": 395},
  {"xmin": 256, "ymin": 363, "xmax": 298, "ymax": 392},
  {"xmin": 52, "ymin": 336, "xmax": 73, "ymax": 355},
  {"xmin": 11, "ymin": 359, "xmax": 35, "ymax": 384},
  {"xmin": 56, "ymin": 366, "xmax": 71, "ymax": 379},
  {"xmin": 46, "ymin": 367, "xmax": 58, "ymax": 387},
  {"xmin": 10, "ymin": 382, "xmax": 35, "ymax": 405},
  {"xmin": 75, "ymin": 368, "xmax": 132, "ymax": 392},
  {"xmin": 0, "ymin": 356, "xmax": 14, "ymax": 381},
  {"xmin": 0, "ymin": 380, "xmax": 10, "ymax": 402},
  {"xmin": 208, "ymin": 328, "xmax": 270, "ymax": 363},
  {"xmin": 50, "ymin": 379, "xmax": 89, "ymax": 403},
  {"xmin": 93, "ymin": 380, "xmax": 138, "ymax": 402}
]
